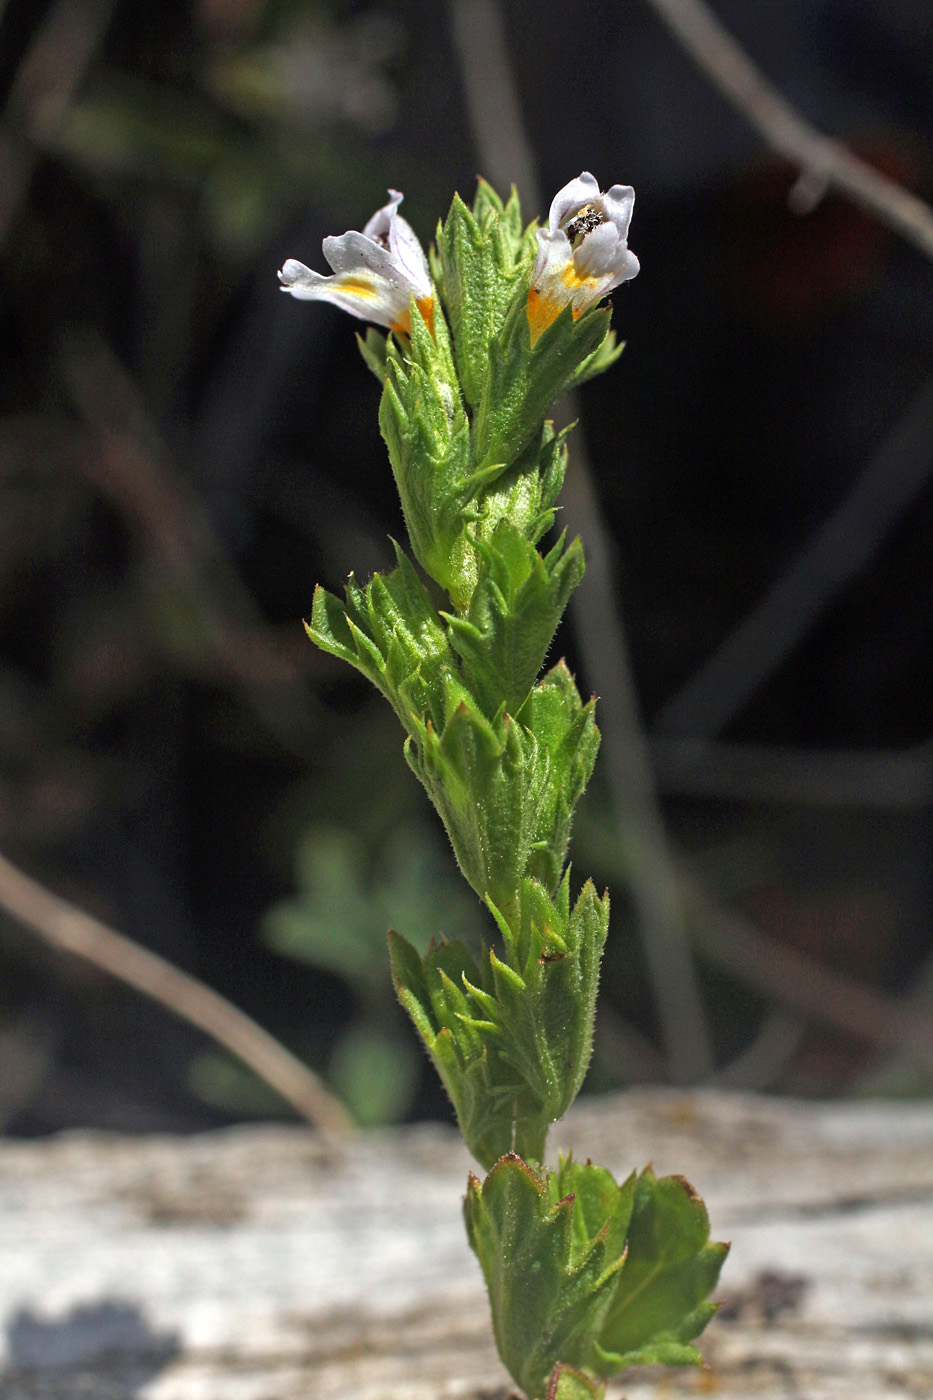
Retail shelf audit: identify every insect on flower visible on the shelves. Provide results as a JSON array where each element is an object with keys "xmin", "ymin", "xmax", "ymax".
[
  {"xmin": 278, "ymin": 190, "xmax": 434, "ymax": 336},
  {"xmin": 527, "ymin": 171, "xmax": 639, "ymax": 344}
]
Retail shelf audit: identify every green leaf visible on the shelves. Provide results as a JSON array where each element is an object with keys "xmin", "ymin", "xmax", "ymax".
[
  {"xmin": 472, "ymin": 297, "xmax": 613, "ymax": 477},
  {"xmin": 390, "ymin": 875, "xmax": 608, "ymax": 1168},
  {"xmin": 262, "ymin": 828, "xmax": 380, "ymax": 989},
  {"xmin": 467, "ymin": 418, "xmax": 572, "ymax": 550},
  {"xmin": 464, "ymin": 1155, "xmax": 625, "ymax": 1398},
  {"xmin": 305, "ymin": 544, "xmax": 458, "ymax": 734},
  {"xmin": 566, "ymin": 329, "xmax": 625, "ymax": 391},
  {"xmin": 263, "ymin": 821, "xmax": 484, "ymax": 991},
  {"xmin": 519, "ymin": 661, "xmax": 601, "ymax": 890},
  {"xmin": 328, "ymin": 1024, "xmax": 419, "ymax": 1126},
  {"xmin": 436, "ymin": 186, "xmax": 535, "ymax": 409},
  {"xmin": 188, "ymin": 1047, "xmax": 286, "ymax": 1117},
  {"xmin": 483, "ymin": 874, "xmax": 610, "ymax": 1141},
  {"xmin": 592, "ymin": 1168, "xmax": 729, "ymax": 1375},
  {"xmin": 405, "ymin": 703, "xmax": 533, "ymax": 919},
  {"xmin": 389, "ymin": 929, "xmax": 527, "ymax": 1167},
  {"xmin": 472, "ymin": 178, "xmax": 527, "ymax": 244},
  {"xmin": 402, "ymin": 660, "xmax": 598, "ymax": 916},
  {"xmin": 356, "ymin": 327, "xmax": 389, "ymax": 382},
  {"xmin": 309, "ymin": 565, "xmax": 598, "ymax": 921},
  {"xmin": 444, "ymin": 523, "xmax": 585, "ymax": 718},
  {"xmin": 545, "ymin": 1363, "xmax": 605, "ymax": 1400},
  {"xmin": 464, "ymin": 1153, "xmax": 725, "ymax": 1396},
  {"xmin": 379, "ymin": 299, "xmax": 479, "ymax": 605},
  {"xmin": 552, "ymin": 1156, "xmax": 636, "ymax": 1272}
]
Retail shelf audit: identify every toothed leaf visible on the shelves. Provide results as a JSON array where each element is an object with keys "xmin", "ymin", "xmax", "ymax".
[
  {"xmin": 464, "ymin": 1155, "xmax": 625, "ymax": 1397},
  {"xmin": 444, "ymin": 522, "xmax": 584, "ymax": 718},
  {"xmin": 592, "ymin": 1168, "xmax": 729, "ymax": 1375}
]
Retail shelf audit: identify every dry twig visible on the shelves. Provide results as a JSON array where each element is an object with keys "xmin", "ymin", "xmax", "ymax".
[
  {"xmin": 57, "ymin": 329, "xmax": 327, "ymax": 754},
  {"xmin": 690, "ymin": 888, "xmax": 933, "ymax": 1072},
  {"xmin": 652, "ymin": 735, "xmax": 933, "ymax": 808},
  {"xmin": 0, "ymin": 0, "xmax": 118, "ymax": 245},
  {"xmin": 644, "ymin": 0, "xmax": 933, "ymax": 260},
  {"xmin": 0, "ymin": 849, "xmax": 354, "ymax": 1139},
  {"xmin": 641, "ymin": 0, "xmax": 933, "ymax": 1089},
  {"xmin": 657, "ymin": 375, "xmax": 933, "ymax": 737}
]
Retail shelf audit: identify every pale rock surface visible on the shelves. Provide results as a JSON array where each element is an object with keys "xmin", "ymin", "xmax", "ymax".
[{"xmin": 1, "ymin": 1090, "xmax": 931, "ymax": 1398}]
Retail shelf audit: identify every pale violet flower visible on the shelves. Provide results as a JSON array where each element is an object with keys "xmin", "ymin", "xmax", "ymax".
[
  {"xmin": 278, "ymin": 190, "xmax": 433, "ymax": 335},
  {"xmin": 527, "ymin": 172, "xmax": 639, "ymax": 343}
]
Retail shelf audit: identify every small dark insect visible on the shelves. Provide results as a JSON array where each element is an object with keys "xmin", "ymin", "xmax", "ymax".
[
  {"xmin": 565, "ymin": 206, "xmax": 604, "ymax": 245},
  {"xmin": 372, "ymin": 231, "xmax": 391, "ymax": 249}
]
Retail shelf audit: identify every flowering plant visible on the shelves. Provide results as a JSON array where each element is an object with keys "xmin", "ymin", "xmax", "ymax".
[{"xmin": 280, "ymin": 174, "xmax": 726, "ymax": 1400}]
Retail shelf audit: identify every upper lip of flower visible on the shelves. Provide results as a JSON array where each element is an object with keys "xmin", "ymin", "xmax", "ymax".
[
  {"xmin": 527, "ymin": 171, "xmax": 639, "ymax": 342},
  {"xmin": 278, "ymin": 190, "xmax": 433, "ymax": 334}
]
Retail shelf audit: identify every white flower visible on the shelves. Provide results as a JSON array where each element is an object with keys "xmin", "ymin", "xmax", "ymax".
[
  {"xmin": 278, "ymin": 190, "xmax": 434, "ymax": 335},
  {"xmin": 527, "ymin": 172, "xmax": 639, "ymax": 343}
]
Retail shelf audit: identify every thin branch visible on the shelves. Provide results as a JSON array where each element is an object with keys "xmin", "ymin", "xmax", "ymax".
[
  {"xmin": 447, "ymin": 0, "xmax": 715, "ymax": 1082},
  {"xmin": 689, "ymin": 887, "xmax": 933, "ymax": 1072},
  {"xmin": 0, "ymin": 0, "xmax": 117, "ymax": 246},
  {"xmin": 710, "ymin": 1011, "xmax": 805, "ymax": 1092},
  {"xmin": 858, "ymin": 945, "xmax": 933, "ymax": 1094},
  {"xmin": 57, "ymin": 328, "xmax": 325, "ymax": 754},
  {"xmin": 560, "ymin": 435, "xmax": 715, "ymax": 1081},
  {"xmin": 644, "ymin": 0, "xmax": 933, "ymax": 260},
  {"xmin": 446, "ymin": 0, "xmax": 539, "ymax": 216},
  {"xmin": 657, "ymin": 374, "xmax": 933, "ymax": 737},
  {"xmin": 0, "ymin": 850, "xmax": 354, "ymax": 1140},
  {"xmin": 651, "ymin": 736, "xmax": 933, "ymax": 808},
  {"xmin": 447, "ymin": 0, "xmax": 928, "ymax": 1091},
  {"xmin": 640, "ymin": 0, "xmax": 933, "ymax": 1087}
]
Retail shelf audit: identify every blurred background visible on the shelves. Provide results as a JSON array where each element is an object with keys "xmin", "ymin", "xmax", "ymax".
[{"xmin": 1, "ymin": 0, "xmax": 932, "ymax": 1135}]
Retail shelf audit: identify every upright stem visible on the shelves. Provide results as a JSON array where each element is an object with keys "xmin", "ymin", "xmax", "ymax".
[
  {"xmin": 514, "ymin": 1113, "xmax": 548, "ymax": 1168},
  {"xmin": 447, "ymin": 0, "xmax": 714, "ymax": 1083}
]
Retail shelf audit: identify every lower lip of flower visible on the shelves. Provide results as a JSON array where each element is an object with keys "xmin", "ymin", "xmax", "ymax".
[
  {"xmin": 560, "ymin": 264, "xmax": 600, "ymax": 293},
  {"xmin": 339, "ymin": 276, "xmax": 379, "ymax": 301}
]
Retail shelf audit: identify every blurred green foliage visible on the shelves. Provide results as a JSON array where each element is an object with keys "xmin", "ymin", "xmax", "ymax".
[
  {"xmin": 261, "ymin": 819, "xmax": 488, "ymax": 1124},
  {"xmin": 45, "ymin": 1, "xmax": 408, "ymax": 259}
]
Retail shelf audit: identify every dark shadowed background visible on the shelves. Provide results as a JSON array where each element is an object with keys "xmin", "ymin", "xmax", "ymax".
[{"xmin": 1, "ymin": 0, "xmax": 932, "ymax": 1134}]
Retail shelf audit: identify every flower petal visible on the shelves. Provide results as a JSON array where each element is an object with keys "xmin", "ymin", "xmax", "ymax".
[
  {"xmin": 388, "ymin": 213, "xmax": 431, "ymax": 293},
  {"xmin": 527, "ymin": 174, "xmax": 639, "ymax": 342},
  {"xmin": 361, "ymin": 189, "xmax": 405, "ymax": 241},
  {"xmin": 527, "ymin": 230, "xmax": 576, "ymax": 341},
  {"xmin": 600, "ymin": 183, "xmax": 636, "ymax": 238},
  {"xmin": 572, "ymin": 221, "xmax": 619, "ymax": 276},
  {"xmin": 548, "ymin": 172, "xmax": 601, "ymax": 231},
  {"xmin": 278, "ymin": 257, "xmax": 410, "ymax": 327},
  {"xmin": 321, "ymin": 229, "xmax": 401, "ymax": 279},
  {"xmin": 277, "ymin": 259, "xmax": 329, "ymax": 298},
  {"xmin": 362, "ymin": 188, "xmax": 431, "ymax": 294},
  {"xmin": 278, "ymin": 188, "xmax": 432, "ymax": 333},
  {"xmin": 574, "ymin": 220, "xmax": 639, "ymax": 286}
]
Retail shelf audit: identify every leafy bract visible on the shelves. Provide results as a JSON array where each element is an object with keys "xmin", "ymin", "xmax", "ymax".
[
  {"xmin": 465, "ymin": 1154, "xmax": 727, "ymax": 1398},
  {"xmin": 390, "ymin": 873, "xmax": 608, "ymax": 1168}
]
